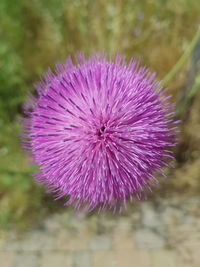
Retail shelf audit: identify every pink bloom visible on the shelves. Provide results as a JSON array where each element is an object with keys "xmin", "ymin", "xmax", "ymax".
[{"xmin": 22, "ymin": 54, "xmax": 179, "ymax": 211}]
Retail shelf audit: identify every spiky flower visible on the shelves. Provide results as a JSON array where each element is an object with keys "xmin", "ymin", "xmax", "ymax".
[{"xmin": 22, "ymin": 54, "xmax": 178, "ymax": 211}]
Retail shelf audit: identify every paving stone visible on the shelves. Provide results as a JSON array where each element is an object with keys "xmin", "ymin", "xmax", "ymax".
[
  {"xmin": 1, "ymin": 197, "xmax": 200, "ymax": 267},
  {"xmin": 183, "ymin": 197, "xmax": 200, "ymax": 215},
  {"xmin": 3, "ymin": 231, "xmax": 55, "ymax": 252},
  {"xmin": 176, "ymin": 253, "xmax": 191, "ymax": 267},
  {"xmin": 2, "ymin": 232, "xmax": 23, "ymax": 251},
  {"xmin": 113, "ymin": 231, "xmax": 135, "ymax": 250},
  {"xmin": 114, "ymin": 219, "xmax": 132, "ymax": 233},
  {"xmin": 134, "ymin": 229, "xmax": 165, "ymax": 249},
  {"xmin": 141, "ymin": 203, "xmax": 164, "ymax": 234},
  {"xmin": 56, "ymin": 229, "xmax": 89, "ymax": 251},
  {"xmin": 167, "ymin": 223, "xmax": 200, "ymax": 249},
  {"xmin": 0, "ymin": 252, "xmax": 16, "ymax": 267},
  {"xmin": 20, "ymin": 231, "xmax": 55, "ymax": 251},
  {"xmin": 74, "ymin": 251, "xmax": 91, "ymax": 267},
  {"xmin": 141, "ymin": 203, "xmax": 158, "ymax": 227},
  {"xmin": 177, "ymin": 243, "xmax": 200, "ymax": 267},
  {"xmin": 3, "ymin": 240, "xmax": 22, "ymax": 251},
  {"xmin": 40, "ymin": 252, "xmax": 73, "ymax": 267},
  {"xmin": 116, "ymin": 250, "xmax": 151, "ymax": 267},
  {"xmin": 14, "ymin": 252, "xmax": 39, "ymax": 267},
  {"xmin": 151, "ymin": 249, "xmax": 176, "ymax": 267},
  {"xmin": 43, "ymin": 216, "xmax": 62, "ymax": 233},
  {"xmin": 92, "ymin": 251, "xmax": 117, "ymax": 267},
  {"xmin": 90, "ymin": 235, "xmax": 112, "ymax": 250},
  {"xmin": 160, "ymin": 207, "xmax": 185, "ymax": 226},
  {"xmin": 96, "ymin": 218, "xmax": 116, "ymax": 233}
]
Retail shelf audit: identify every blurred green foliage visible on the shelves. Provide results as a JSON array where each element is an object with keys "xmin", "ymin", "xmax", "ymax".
[{"xmin": 0, "ymin": 0, "xmax": 199, "ymax": 230}]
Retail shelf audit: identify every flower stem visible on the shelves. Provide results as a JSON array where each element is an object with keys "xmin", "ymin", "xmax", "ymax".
[{"xmin": 162, "ymin": 25, "xmax": 200, "ymax": 87}]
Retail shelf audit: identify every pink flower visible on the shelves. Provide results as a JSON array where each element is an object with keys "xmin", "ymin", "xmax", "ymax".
[{"xmin": 22, "ymin": 54, "xmax": 179, "ymax": 211}]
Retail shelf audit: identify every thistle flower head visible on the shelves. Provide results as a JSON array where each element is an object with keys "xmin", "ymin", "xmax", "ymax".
[{"xmin": 22, "ymin": 54, "xmax": 178, "ymax": 211}]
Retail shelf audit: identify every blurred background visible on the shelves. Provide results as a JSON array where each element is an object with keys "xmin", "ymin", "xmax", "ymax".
[{"xmin": 0, "ymin": 0, "xmax": 200, "ymax": 266}]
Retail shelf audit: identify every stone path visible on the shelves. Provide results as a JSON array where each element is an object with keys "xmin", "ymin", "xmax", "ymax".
[{"xmin": 0, "ymin": 196, "xmax": 200, "ymax": 267}]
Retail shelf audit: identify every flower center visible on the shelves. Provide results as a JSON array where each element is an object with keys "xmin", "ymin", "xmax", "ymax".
[{"xmin": 98, "ymin": 126, "xmax": 106, "ymax": 136}]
